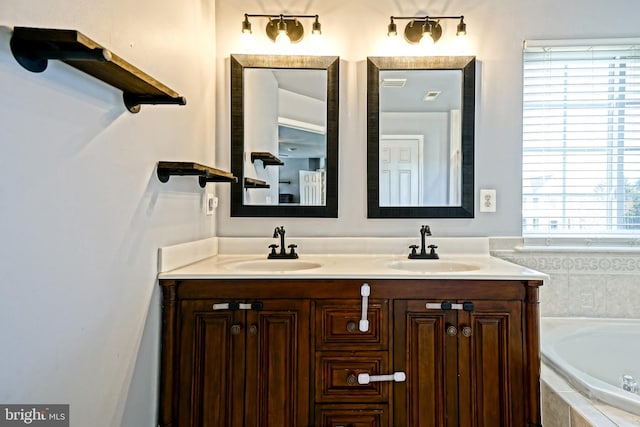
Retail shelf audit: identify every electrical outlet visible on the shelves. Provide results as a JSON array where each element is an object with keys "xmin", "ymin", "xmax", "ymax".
[
  {"xmin": 205, "ymin": 193, "xmax": 217, "ymax": 215},
  {"xmin": 480, "ymin": 189, "xmax": 496, "ymax": 213}
]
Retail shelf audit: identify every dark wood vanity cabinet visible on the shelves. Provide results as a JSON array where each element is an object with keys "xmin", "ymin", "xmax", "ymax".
[
  {"xmin": 394, "ymin": 299, "xmax": 526, "ymax": 426},
  {"xmin": 160, "ymin": 281, "xmax": 310, "ymax": 427},
  {"xmin": 159, "ymin": 278, "xmax": 542, "ymax": 427}
]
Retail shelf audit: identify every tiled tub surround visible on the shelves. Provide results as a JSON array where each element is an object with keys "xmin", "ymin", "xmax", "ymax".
[
  {"xmin": 492, "ymin": 242, "xmax": 640, "ymax": 318},
  {"xmin": 492, "ymin": 240, "xmax": 640, "ymax": 426},
  {"xmin": 540, "ymin": 318, "xmax": 640, "ymax": 427},
  {"xmin": 540, "ymin": 365, "xmax": 640, "ymax": 427}
]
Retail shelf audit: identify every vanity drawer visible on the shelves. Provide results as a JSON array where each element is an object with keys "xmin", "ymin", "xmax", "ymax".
[
  {"xmin": 315, "ymin": 404, "xmax": 389, "ymax": 427},
  {"xmin": 315, "ymin": 299, "xmax": 388, "ymax": 350},
  {"xmin": 315, "ymin": 352, "xmax": 389, "ymax": 403}
]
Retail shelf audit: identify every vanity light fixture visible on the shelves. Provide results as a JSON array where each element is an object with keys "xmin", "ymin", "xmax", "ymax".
[
  {"xmin": 387, "ymin": 15, "xmax": 467, "ymax": 44},
  {"xmin": 241, "ymin": 13, "xmax": 322, "ymax": 44}
]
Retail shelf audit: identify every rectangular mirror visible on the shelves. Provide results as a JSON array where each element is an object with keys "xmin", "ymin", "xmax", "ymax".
[
  {"xmin": 367, "ymin": 56, "xmax": 475, "ymax": 218},
  {"xmin": 230, "ymin": 54, "xmax": 339, "ymax": 217}
]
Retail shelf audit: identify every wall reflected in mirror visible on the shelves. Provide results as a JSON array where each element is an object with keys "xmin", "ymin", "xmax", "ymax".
[
  {"xmin": 367, "ymin": 56, "xmax": 475, "ymax": 218},
  {"xmin": 230, "ymin": 54, "xmax": 339, "ymax": 218},
  {"xmin": 243, "ymin": 68, "xmax": 327, "ymax": 206}
]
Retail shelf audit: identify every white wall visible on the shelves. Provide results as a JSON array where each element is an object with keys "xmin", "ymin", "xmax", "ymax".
[
  {"xmin": 243, "ymin": 69, "xmax": 279, "ymax": 204},
  {"xmin": 215, "ymin": 0, "xmax": 640, "ymax": 237},
  {"xmin": 0, "ymin": 0, "xmax": 217, "ymax": 425}
]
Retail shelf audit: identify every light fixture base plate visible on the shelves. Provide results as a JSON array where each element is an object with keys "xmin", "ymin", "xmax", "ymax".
[
  {"xmin": 266, "ymin": 19, "xmax": 304, "ymax": 43},
  {"xmin": 404, "ymin": 20, "xmax": 442, "ymax": 44}
]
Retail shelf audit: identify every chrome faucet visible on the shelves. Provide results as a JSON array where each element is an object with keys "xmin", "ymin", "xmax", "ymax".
[
  {"xmin": 268, "ymin": 226, "xmax": 299, "ymax": 259},
  {"xmin": 408, "ymin": 225, "xmax": 439, "ymax": 259}
]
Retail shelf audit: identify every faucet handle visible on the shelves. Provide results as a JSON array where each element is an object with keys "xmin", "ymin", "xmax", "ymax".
[
  {"xmin": 287, "ymin": 244, "xmax": 299, "ymax": 258},
  {"xmin": 409, "ymin": 244, "xmax": 419, "ymax": 256},
  {"xmin": 428, "ymin": 244, "xmax": 439, "ymax": 259},
  {"xmin": 268, "ymin": 244, "xmax": 278, "ymax": 255}
]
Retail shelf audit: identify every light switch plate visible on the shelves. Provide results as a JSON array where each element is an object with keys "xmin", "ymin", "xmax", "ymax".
[{"xmin": 480, "ymin": 189, "xmax": 496, "ymax": 213}]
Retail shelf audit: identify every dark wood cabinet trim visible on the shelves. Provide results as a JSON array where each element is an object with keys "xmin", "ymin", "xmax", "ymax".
[{"xmin": 158, "ymin": 281, "xmax": 178, "ymax": 427}]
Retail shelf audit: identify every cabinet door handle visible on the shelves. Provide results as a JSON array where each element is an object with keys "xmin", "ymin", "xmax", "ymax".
[
  {"xmin": 212, "ymin": 301, "xmax": 263, "ymax": 311},
  {"xmin": 446, "ymin": 325, "xmax": 458, "ymax": 336},
  {"xmin": 359, "ymin": 283, "xmax": 370, "ymax": 332},
  {"xmin": 426, "ymin": 301, "xmax": 474, "ymax": 312},
  {"xmin": 248, "ymin": 324, "xmax": 258, "ymax": 336},
  {"xmin": 462, "ymin": 326, "xmax": 472, "ymax": 337},
  {"xmin": 346, "ymin": 321, "xmax": 358, "ymax": 333},
  {"xmin": 230, "ymin": 324, "xmax": 242, "ymax": 335},
  {"xmin": 357, "ymin": 371, "xmax": 406, "ymax": 384}
]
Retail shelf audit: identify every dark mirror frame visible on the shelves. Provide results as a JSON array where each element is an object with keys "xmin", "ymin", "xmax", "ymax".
[
  {"xmin": 230, "ymin": 54, "xmax": 339, "ymax": 217},
  {"xmin": 367, "ymin": 56, "xmax": 475, "ymax": 218}
]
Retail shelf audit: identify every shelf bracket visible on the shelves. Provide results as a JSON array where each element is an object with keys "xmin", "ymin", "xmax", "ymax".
[
  {"xmin": 243, "ymin": 177, "xmax": 270, "ymax": 189},
  {"xmin": 10, "ymin": 37, "xmax": 112, "ymax": 72},
  {"xmin": 10, "ymin": 27, "xmax": 187, "ymax": 114},
  {"xmin": 123, "ymin": 93, "xmax": 187, "ymax": 114},
  {"xmin": 157, "ymin": 162, "xmax": 237, "ymax": 188},
  {"xmin": 250, "ymin": 152, "xmax": 284, "ymax": 168}
]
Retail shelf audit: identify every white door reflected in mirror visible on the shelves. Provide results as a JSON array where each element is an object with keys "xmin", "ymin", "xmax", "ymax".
[{"xmin": 379, "ymin": 135, "xmax": 423, "ymax": 206}]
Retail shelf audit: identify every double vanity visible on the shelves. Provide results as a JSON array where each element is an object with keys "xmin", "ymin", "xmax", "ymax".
[{"xmin": 157, "ymin": 234, "xmax": 546, "ymax": 426}]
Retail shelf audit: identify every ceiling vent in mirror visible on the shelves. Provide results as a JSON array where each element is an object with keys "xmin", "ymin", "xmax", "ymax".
[
  {"xmin": 423, "ymin": 91, "xmax": 441, "ymax": 101},
  {"xmin": 381, "ymin": 78, "xmax": 407, "ymax": 88}
]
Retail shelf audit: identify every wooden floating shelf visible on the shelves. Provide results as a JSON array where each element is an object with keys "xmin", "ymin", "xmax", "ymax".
[
  {"xmin": 244, "ymin": 177, "xmax": 270, "ymax": 189},
  {"xmin": 250, "ymin": 152, "xmax": 284, "ymax": 167},
  {"xmin": 157, "ymin": 162, "xmax": 236, "ymax": 188},
  {"xmin": 10, "ymin": 27, "xmax": 187, "ymax": 113}
]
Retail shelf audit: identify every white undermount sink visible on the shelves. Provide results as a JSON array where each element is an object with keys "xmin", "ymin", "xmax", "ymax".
[
  {"xmin": 226, "ymin": 259, "xmax": 322, "ymax": 272},
  {"xmin": 386, "ymin": 260, "xmax": 481, "ymax": 273}
]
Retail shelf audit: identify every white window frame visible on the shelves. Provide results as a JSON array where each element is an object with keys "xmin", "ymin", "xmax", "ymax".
[{"xmin": 522, "ymin": 38, "xmax": 640, "ymax": 245}]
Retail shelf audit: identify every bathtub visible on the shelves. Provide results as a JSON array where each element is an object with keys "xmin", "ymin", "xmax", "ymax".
[{"xmin": 541, "ymin": 317, "xmax": 640, "ymax": 417}]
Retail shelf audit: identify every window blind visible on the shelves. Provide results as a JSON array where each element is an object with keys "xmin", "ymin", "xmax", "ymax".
[{"xmin": 522, "ymin": 41, "xmax": 640, "ymax": 235}]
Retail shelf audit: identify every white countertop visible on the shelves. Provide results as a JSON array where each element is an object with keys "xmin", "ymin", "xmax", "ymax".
[{"xmin": 158, "ymin": 237, "xmax": 547, "ymax": 281}]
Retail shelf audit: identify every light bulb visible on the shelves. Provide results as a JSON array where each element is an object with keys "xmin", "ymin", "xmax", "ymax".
[
  {"xmin": 275, "ymin": 30, "xmax": 291, "ymax": 46},
  {"xmin": 240, "ymin": 31, "xmax": 254, "ymax": 44},
  {"xmin": 419, "ymin": 33, "xmax": 435, "ymax": 47}
]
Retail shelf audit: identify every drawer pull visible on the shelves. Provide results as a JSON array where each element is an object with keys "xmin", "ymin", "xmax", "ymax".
[
  {"xmin": 346, "ymin": 373, "xmax": 358, "ymax": 385},
  {"xmin": 357, "ymin": 371, "xmax": 406, "ymax": 385},
  {"xmin": 359, "ymin": 283, "xmax": 370, "ymax": 332}
]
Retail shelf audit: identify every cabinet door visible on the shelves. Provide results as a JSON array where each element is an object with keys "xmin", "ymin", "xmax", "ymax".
[
  {"xmin": 179, "ymin": 300, "xmax": 246, "ymax": 427},
  {"xmin": 457, "ymin": 300, "xmax": 524, "ymax": 427},
  {"xmin": 394, "ymin": 300, "xmax": 459, "ymax": 427},
  {"xmin": 244, "ymin": 299, "xmax": 311, "ymax": 427}
]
